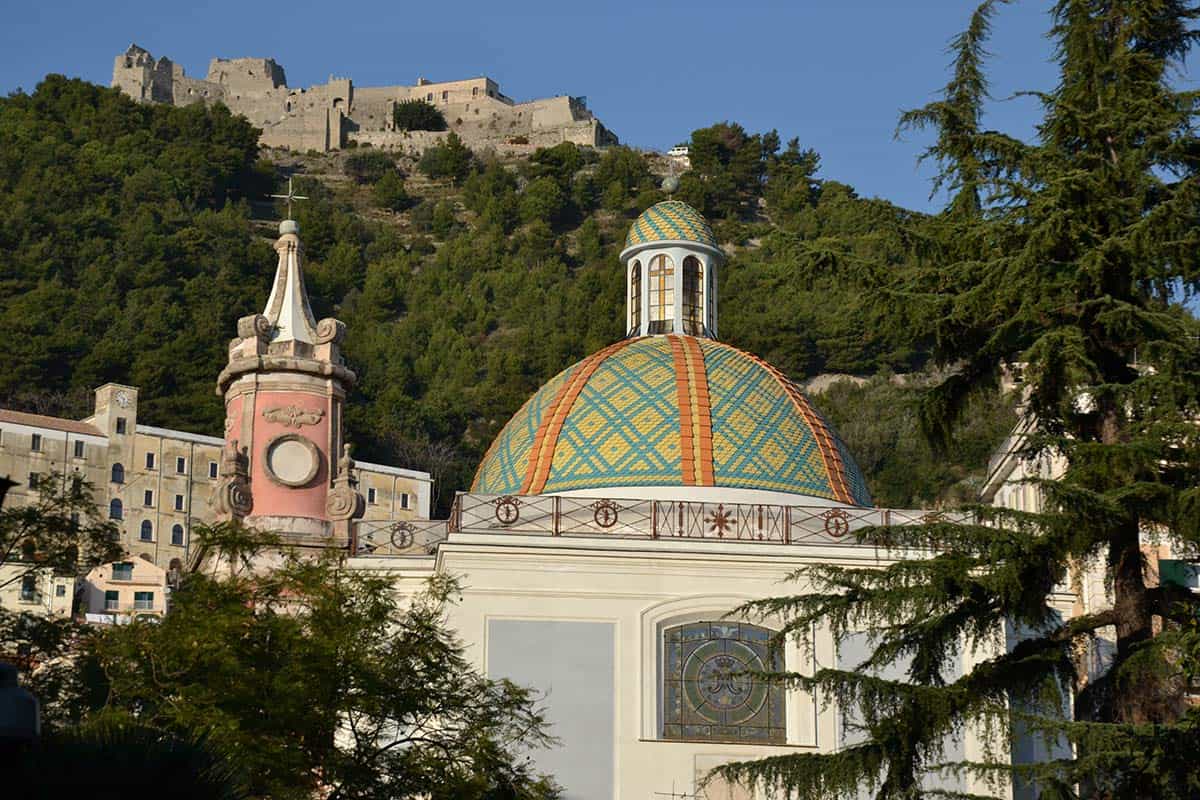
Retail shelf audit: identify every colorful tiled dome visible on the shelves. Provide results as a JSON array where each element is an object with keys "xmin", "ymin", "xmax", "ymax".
[
  {"xmin": 472, "ymin": 336, "xmax": 872, "ymax": 505},
  {"xmin": 624, "ymin": 201, "xmax": 719, "ymax": 252}
]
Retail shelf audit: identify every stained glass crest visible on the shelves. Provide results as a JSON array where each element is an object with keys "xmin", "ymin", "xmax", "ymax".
[{"xmin": 662, "ymin": 621, "xmax": 785, "ymax": 743}]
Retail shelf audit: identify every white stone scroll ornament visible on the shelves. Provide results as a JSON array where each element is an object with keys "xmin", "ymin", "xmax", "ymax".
[
  {"xmin": 326, "ymin": 443, "xmax": 366, "ymax": 522},
  {"xmin": 211, "ymin": 438, "xmax": 253, "ymax": 519}
]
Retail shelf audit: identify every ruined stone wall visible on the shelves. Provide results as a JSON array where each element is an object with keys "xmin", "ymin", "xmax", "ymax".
[
  {"xmin": 205, "ymin": 57, "xmax": 287, "ymax": 92},
  {"xmin": 111, "ymin": 45, "xmax": 617, "ymax": 153}
]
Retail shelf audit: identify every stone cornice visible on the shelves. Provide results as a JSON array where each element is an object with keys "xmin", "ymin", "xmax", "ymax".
[{"xmin": 216, "ymin": 356, "xmax": 357, "ymax": 395}]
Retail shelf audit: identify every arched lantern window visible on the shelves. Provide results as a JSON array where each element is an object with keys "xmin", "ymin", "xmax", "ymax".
[
  {"xmin": 629, "ymin": 260, "xmax": 642, "ymax": 334},
  {"xmin": 648, "ymin": 254, "xmax": 674, "ymax": 334},
  {"xmin": 707, "ymin": 262, "xmax": 717, "ymax": 332},
  {"xmin": 682, "ymin": 256, "xmax": 704, "ymax": 336}
]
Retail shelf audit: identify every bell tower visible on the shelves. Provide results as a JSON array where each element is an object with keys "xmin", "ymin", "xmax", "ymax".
[{"xmin": 213, "ymin": 218, "xmax": 364, "ymax": 547}]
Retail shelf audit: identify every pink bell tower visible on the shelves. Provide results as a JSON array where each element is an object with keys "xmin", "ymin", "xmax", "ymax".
[{"xmin": 213, "ymin": 218, "xmax": 364, "ymax": 547}]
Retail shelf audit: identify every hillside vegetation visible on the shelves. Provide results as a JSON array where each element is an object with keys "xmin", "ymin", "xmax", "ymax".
[{"xmin": 0, "ymin": 77, "xmax": 1015, "ymax": 510}]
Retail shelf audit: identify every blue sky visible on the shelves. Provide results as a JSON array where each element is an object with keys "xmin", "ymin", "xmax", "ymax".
[{"xmin": 2, "ymin": 0, "xmax": 1068, "ymax": 213}]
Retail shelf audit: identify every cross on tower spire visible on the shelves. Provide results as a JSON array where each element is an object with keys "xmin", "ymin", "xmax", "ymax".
[{"xmin": 269, "ymin": 177, "xmax": 309, "ymax": 219}]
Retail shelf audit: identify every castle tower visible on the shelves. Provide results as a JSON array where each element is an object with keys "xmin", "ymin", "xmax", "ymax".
[
  {"xmin": 214, "ymin": 219, "xmax": 363, "ymax": 547},
  {"xmin": 619, "ymin": 200, "xmax": 723, "ymax": 338}
]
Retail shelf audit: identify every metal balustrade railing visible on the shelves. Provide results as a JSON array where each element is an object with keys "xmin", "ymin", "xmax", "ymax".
[
  {"xmin": 352, "ymin": 493, "xmax": 972, "ymax": 554},
  {"xmin": 353, "ymin": 518, "xmax": 452, "ymax": 556}
]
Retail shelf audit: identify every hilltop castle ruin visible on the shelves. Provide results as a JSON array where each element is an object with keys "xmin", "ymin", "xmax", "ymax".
[{"xmin": 112, "ymin": 44, "xmax": 617, "ymax": 153}]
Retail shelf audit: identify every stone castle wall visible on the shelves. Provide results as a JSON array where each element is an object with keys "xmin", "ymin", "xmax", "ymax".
[{"xmin": 112, "ymin": 44, "xmax": 618, "ymax": 153}]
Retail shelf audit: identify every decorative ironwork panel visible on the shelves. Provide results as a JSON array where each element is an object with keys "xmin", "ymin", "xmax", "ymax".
[{"xmin": 354, "ymin": 519, "xmax": 448, "ymax": 556}]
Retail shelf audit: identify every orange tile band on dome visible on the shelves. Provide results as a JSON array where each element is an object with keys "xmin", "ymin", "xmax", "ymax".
[
  {"xmin": 670, "ymin": 335, "xmax": 714, "ymax": 486},
  {"xmin": 705, "ymin": 341, "xmax": 856, "ymax": 505},
  {"xmin": 521, "ymin": 338, "xmax": 636, "ymax": 495}
]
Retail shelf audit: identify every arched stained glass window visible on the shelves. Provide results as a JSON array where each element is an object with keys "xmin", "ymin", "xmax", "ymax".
[
  {"xmin": 648, "ymin": 254, "xmax": 674, "ymax": 334},
  {"xmin": 629, "ymin": 260, "xmax": 642, "ymax": 334},
  {"xmin": 663, "ymin": 621, "xmax": 784, "ymax": 743},
  {"xmin": 682, "ymin": 256, "xmax": 703, "ymax": 335}
]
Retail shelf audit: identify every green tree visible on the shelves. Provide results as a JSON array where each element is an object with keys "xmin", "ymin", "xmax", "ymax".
[
  {"xmin": 418, "ymin": 133, "xmax": 474, "ymax": 184},
  {"xmin": 432, "ymin": 199, "xmax": 458, "ymax": 238},
  {"xmin": 528, "ymin": 142, "xmax": 586, "ymax": 190},
  {"xmin": 372, "ymin": 169, "xmax": 410, "ymax": 211},
  {"xmin": 15, "ymin": 721, "xmax": 248, "ymax": 800},
  {"xmin": 594, "ymin": 146, "xmax": 653, "ymax": 210},
  {"xmin": 520, "ymin": 176, "xmax": 568, "ymax": 226},
  {"xmin": 679, "ymin": 122, "xmax": 772, "ymax": 219},
  {"xmin": 86, "ymin": 525, "xmax": 560, "ymax": 800},
  {"xmin": 0, "ymin": 475, "xmax": 120, "ymax": 585},
  {"xmin": 343, "ymin": 150, "xmax": 397, "ymax": 184},
  {"xmin": 0, "ymin": 476, "xmax": 122, "ymax": 729},
  {"xmin": 813, "ymin": 374, "xmax": 1016, "ymax": 508},
  {"xmin": 392, "ymin": 99, "xmax": 448, "ymax": 132},
  {"xmin": 721, "ymin": 3, "xmax": 1200, "ymax": 798}
]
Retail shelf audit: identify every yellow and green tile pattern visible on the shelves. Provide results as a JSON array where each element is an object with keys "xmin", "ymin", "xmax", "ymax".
[
  {"xmin": 624, "ymin": 201, "xmax": 718, "ymax": 251},
  {"xmin": 471, "ymin": 336, "xmax": 872, "ymax": 506}
]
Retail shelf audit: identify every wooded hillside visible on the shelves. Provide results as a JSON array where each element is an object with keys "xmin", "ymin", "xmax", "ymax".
[{"xmin": 0, "ymin": 77, "xmax": 1015, "ymax": 511}]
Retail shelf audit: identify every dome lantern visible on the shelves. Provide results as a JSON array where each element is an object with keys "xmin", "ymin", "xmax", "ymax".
[{"xmin": 620, "ymin": 201, "xmax": 723, "ymax": 339}]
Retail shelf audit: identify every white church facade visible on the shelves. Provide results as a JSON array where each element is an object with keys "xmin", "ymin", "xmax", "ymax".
[{"xmin": 340, "ymin": 201, "xmax": 999, "ymax": 799}]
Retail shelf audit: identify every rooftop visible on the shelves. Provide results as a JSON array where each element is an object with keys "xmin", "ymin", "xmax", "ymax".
[{"xmin": 0, "ymin": 409, "xmax": 103, "ymax": 438}]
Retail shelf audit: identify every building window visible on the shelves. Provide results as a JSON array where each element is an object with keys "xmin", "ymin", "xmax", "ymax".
[
  {"xmin": 109, "ymin": 499, "xmax": 123, "ymax": 520},
  {"xmin": 74, "ymin": 440, "xmax": 85, "ymax": 458},
  {"xmin": 176, "ymin": 456, "xmax": 186, "ymax": 474},
  {"xmin": 134, "ymin": 591, "xmax": 154, "ymax": 610},
  {"xmin": 171, "ymin": 524, "xmax": 184, "ymax": 546},
  {"xmin": 648, "ymin": 254, "xmax": 674, "ymax": 334},
  {"xmin": 20, "ymin": 574, "xmax": 36, "ymax": 603},
  {"xmin": 400, "ymin": 492, "xmax": 410, "ymax": 510},
  {"xmin": 28, "ymin": 472, "xmax": 39, "ymax": 489},
  {"xmin": 140, "ymin": 520, "xmax": 153, "ymax": 541},
  {"xmin": 115, "ymin": 417, "xmax": 127, "ymax": 435},
  {"xmin": 209, "ymin": 461, "xmax": 218, "ymax": 479},
  {"xmin": 472, "ymin": 86, "xmax": 478, "ymax": 96},
  {"xmin": 426, "ymin": 92, "xmax": 433, "ymax": 101},
  {"xmin": 104, "ymin": 590, "xmax": 119, "ymax": 610},
  {"xmin": 30, "ymin": 433, "xmax": 41, "ymax": 452},
  {"xmin": 145, "ymin": 452, "xmax": 155, "ymax": 470},
  {"xmin": 174, "ymin": 494, "xmax": 184, "ymax": 511},
  {"xmin": 111, "ymin": 463, "xmax": 125, "ymax": 484},
  {"xmin": 55, "ymin": 583, "xmax": 66, "ymax": 597},
  {"xmin": 662, "ymin": 621, "xmax": 785, "ymax": 744},
  {"xmin": 705, "ymin": 263, "xmax": 715, "ymax": 331},
  {"xmin": 143, "ymin": 490, "xmax": 153, "ymax": 507},
  {"xmin": 629, "ymin": 260, "xmax": 642, "ymax": 333},
  {"xmin": 367, "ymin": 487, "xmax": 377, "ymax": 504},
  {"xmin": 682, "ymin": 256, "xmax": 704, "ymax": 336},
  {"xmin": 441, "ymin": 90, "xmax": 448, "ymax": 101},
  {"xmin": 112, "ymin": 562, "xmax": 133, "ymax": 581}
]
